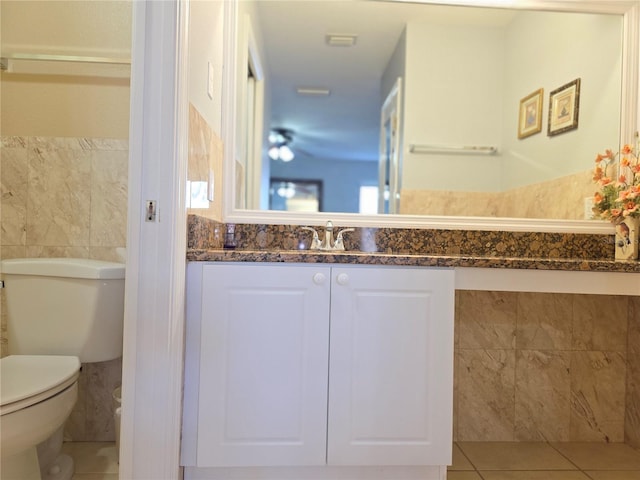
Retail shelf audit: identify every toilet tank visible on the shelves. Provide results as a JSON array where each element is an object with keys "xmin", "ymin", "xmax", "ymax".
[{"xmin": 1, "ymin": 258, "xmax": 125, "ymax": 363}]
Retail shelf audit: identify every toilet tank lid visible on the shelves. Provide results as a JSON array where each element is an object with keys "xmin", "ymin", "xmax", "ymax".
[{"xmin": 1, "ymin": 258, "xmax": 125, "ymax": 279}]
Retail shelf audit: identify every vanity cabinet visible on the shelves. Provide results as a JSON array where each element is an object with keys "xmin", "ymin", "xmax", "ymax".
[{"xmin": 182, "ymin": 262, "xmax": 455, "ymax": 475}]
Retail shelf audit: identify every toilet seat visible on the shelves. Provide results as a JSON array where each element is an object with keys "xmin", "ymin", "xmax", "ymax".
[{"xmin": 0, "ymin": 355, "xmax": 80, "ymax": 416}]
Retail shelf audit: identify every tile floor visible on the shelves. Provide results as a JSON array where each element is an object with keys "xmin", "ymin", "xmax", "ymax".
[
  {"xmin": 61, "ymin": 442, "xmax": 118, "ymax": 480},
  {"xmin": 62, "ymin": 441, "xmax": 640, "ymax": 480},
  {"xmin": 450, "ymin": 442, "xmax": 640, "ymax": 480}
]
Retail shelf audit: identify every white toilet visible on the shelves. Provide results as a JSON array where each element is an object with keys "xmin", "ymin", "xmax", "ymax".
[{"xmin": 0, "ymin": 258, "xmax": 125, "ymax": 480}]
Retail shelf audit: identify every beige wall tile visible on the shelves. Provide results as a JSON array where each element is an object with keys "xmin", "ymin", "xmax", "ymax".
[
  {"xmin": 516, "ymin": 293, "xmax": 573, "ymax": 350},
  {"xmin": 0, "ymin": 245, "xmax": 27, "ymax": 259},
  {"xmin": 400, "ymin": 169, "xmax": 592, "ymax": 220},
  {"xmin": 514, "ymin": 350, "xmax": 571, "ymax": 441},
  {"xmin": 572, "ymin": 295, "xmax": 628, "ymax": 351},
  {"xmin": 66, "ymin": 358, "xmax": 122, "ymax": 442},
  {"xmin": 187, "ymin": 104, "xmax": 224, "ymax": 221},
  {"xmin": 570, "ymin": 351, "xmax": 626, "ymax": 441},
  {"xmin": 26, "ymin": 146, "xmax": 92, "ymax": 246},
  {"xmin": 453, "ymin": 347, "xmax": 459, "ymax": 442},
  {"xmin": 626, "ymin": 297, "xmax": 640, "ymax": 448},
  {"xmin": 457, "ymin": 349, "xmax": 516, "ymax": 441},
  {"xmin": 25, "ymin": 246, "xmax": 90, "ymax": 258},
  {"xmin": 90, "ymin": 151, "xmax": 128, "ymax": 247},
  {"xmin": 458, "ymin": 290, "xmax": 517, "ymax": 349},
  {"xmin": 89, "ymin": 247, "xmax": 127, "ymax": 263},
  {"xmin": 1, "ymin": 145, "xmax": 29, "ymax": 246}
]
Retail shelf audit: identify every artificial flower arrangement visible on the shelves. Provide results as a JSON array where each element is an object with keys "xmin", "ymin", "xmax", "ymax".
[{"xmin": 592, "ymin": 135, "xmax": 640, "ymax": 223}]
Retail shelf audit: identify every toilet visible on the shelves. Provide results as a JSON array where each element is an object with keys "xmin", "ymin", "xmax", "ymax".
[{"xmin": 0, "ymin": 258, "xmax": 125, "ymax": 480}]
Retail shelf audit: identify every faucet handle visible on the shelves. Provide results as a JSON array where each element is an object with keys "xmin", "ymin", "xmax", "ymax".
[
  {"xmin": 300, "ymin": 226, "xmax": 321, "ymax": 250},
  {"xmin": 333, "ymin": 228, "xmax": 355, "ymax": 251}
]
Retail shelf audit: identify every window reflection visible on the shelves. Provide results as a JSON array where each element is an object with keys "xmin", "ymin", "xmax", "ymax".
[{"xmin": 269, "ymin": 179, "xmax": 323, "ymax": 212}]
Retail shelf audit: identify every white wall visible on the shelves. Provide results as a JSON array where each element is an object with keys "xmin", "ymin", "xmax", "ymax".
[
  {"xmin": 393, "ymin": 10, "xmax": 622, "ymax": 194},
  {"xmin": 501, "ymin": 10, "xmax": 622, "ymax": 190},
  {"xmin": 236, "ymin": 1, "xmax": 272, "ymax": 209},
  {"xmin": 401, "ymin": 22, "xmax": 505, "ymax": 193},
  {"xmin": 0, "ymin": 0, "xmax": 131, "ymax": 138},
  {"xmin": 188, "ymin": 0, "xmax": 224, "ymax": 135}
]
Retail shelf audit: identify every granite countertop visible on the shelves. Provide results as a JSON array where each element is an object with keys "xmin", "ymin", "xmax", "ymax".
[{"xmin": 186, "ymin": 249, "xmax": 640, "ymax": 273}]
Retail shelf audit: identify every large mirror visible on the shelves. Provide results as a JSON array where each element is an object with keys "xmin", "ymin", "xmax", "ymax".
[{"xmin": 224, "ymin": 0, "xmax": 639, "ymax": 232}]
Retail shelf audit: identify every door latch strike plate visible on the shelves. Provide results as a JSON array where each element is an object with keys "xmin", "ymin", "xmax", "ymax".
[{"xmin": 146, "ymin": 200, "xmax": 157, "ymax": 222}]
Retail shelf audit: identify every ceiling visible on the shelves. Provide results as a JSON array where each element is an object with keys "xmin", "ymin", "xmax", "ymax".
[{"xmin": 254, "ymin": 0, "xmax": 516, "ymax": 163}]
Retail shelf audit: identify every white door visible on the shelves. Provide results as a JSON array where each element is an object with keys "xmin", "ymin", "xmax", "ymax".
[
  {"xmin": 379, "ymin": 77, "xmax": 402, "ymax": 214},
  {"xmin": 327, "ymin": 266, "xmax": 454, "ymax": 466},
  {"xmin": 196, "ymin": 263, "xmax": 331, "ymax": 466}
]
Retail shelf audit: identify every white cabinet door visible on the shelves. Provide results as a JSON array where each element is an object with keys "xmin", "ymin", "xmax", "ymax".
[
  {"xmin": 327, "ymin": 266, "xmax": 454, "ymax": 466},
  {"xmin": 195, "ymin": 263, "xmax": 331, "ymax": 467}
]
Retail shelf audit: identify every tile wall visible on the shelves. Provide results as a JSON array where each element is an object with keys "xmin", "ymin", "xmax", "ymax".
[
  {"xmin": 401, "ymin": 169, "xmax": 594, "ymax": 219},
  {"xmin": 455, "ymin": 291, "xmax": 640, "ymax": 447},
  {"xmin": 0, "ymin": 135, "xmax": 127, "ymax": 441},
  {"xmin": 187, "ymin": 104, "xmax": 224, "ymax": 221}
]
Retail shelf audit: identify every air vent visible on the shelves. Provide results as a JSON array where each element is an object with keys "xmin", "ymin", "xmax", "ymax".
[
  {"xmin": 325, "ymin": 34, "xmax": 357, "ymax": 47},
  {"xmin": 296, "ymin": 87, "xmax": 331, "ymax": 96}
]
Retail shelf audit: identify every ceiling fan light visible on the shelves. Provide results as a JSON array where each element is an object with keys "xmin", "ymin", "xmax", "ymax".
[
  {"xmin": 277, "ymin": 183, "xmax": 296, "ymax": 199},
  {"xmin": 279, "ymin": 145, "xmax": 295, "ymax": 162},
  {"xmin": 268, "ymin": 145, "xmax": 280, "ymax": 160}
]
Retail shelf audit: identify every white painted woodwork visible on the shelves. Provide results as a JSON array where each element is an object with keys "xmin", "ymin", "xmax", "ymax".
[
  {"xmin": 194, "ymin": 263, "xmax": 332, "ymax": 466},
  {"xmin": 184, "ymin": 464, "xmax": 448, "ymax": 479},
  {"xmin": 183, "ymin": 262, "xmax": 455, "ymax": 475},
  {"xmin": 327, "ymin": 267, "xmax": 454, "ymax": 466},
  {"xmin": 455, "ymin": 267, "xmax": 640, "ymax": 296},
  {"xmin": 120, "ymin": 1, "xmax": 189, "ymax": 478}
]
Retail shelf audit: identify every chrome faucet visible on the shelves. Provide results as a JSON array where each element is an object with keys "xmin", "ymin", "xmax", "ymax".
[{"xmin": 301, "ymin": 221, "xmax": 354, "ymax": 251}]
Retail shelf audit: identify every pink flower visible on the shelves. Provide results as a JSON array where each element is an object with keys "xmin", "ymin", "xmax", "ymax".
[
  {"xmin": 593, "ymin": 166, "xmax": 604, "ymax": 181},
  {"xmin": 600, "ymin": 177, "xmax": 613, "ymax": 186},
  {"xmin": 622, "ymin": 144, "xmax": 634, "ymax": 155}
]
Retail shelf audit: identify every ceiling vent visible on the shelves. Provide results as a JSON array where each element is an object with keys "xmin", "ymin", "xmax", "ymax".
[
  {"xmin": 296, "ymin": 87, "xmax": 331, "ymax": 96},
  {"xmin": 325, "ymin": 33, "xmax": 358, "ymax": 47}
]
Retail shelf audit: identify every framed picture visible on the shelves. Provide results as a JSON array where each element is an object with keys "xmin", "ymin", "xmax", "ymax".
[
  {"xmin": 518, "ymin": 88, "xmax": 543, "ymax": 139},
  {"xmin": 548, "ymin": 78, "xmax": 581, "ymax": 136}
]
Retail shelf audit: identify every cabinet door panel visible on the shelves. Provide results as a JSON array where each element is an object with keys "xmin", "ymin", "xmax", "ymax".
[
  {"xmin": 196, "ymin": 264, "xmax": 331, "ymax": 467},
  {"xmin": 328, "ymin": 267, "xmax": 454, "ymax": 466}
]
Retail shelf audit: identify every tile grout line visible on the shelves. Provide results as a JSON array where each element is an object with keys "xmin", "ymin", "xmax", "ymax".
[
  {"xmin": 453, "ymin": 441, "xmax": 482, "ymax": 474},
  {"xmin": 547, "ymin": 441, "xmax": 584, "ymax": 472}
]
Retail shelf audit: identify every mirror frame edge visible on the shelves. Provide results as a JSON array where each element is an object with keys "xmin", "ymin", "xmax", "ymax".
[{"xmin": 221, "ymin": 0, "xmax": 639, "ymax": 234}]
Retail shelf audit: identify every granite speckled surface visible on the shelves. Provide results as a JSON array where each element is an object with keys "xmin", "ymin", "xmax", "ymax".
[{"xmin": 186, "ymin": 215, "xmax": 640, "ymax": 273}]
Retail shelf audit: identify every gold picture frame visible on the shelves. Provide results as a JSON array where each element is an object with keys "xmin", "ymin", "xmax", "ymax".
[
  {"xmin": 517, "ymin": 88, "xmax": 543, "ymax": 139},
  {"xmin": 548, "ymin": 78, "xmax": 581, "ymax": 136}
]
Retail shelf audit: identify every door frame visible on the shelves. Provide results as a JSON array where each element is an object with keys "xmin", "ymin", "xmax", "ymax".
[{"xmin": 119, "ymin": 1, "xmax": 189, "ymax": 478}]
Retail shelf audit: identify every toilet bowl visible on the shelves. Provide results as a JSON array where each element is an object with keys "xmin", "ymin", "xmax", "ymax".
[
  {"xmin": 1, "ymin": 355, "xmax": 80, "ymax": 480},
  {"xmin": 0, "ymin": 258, "xmax": 125, "ymax": 480}
]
